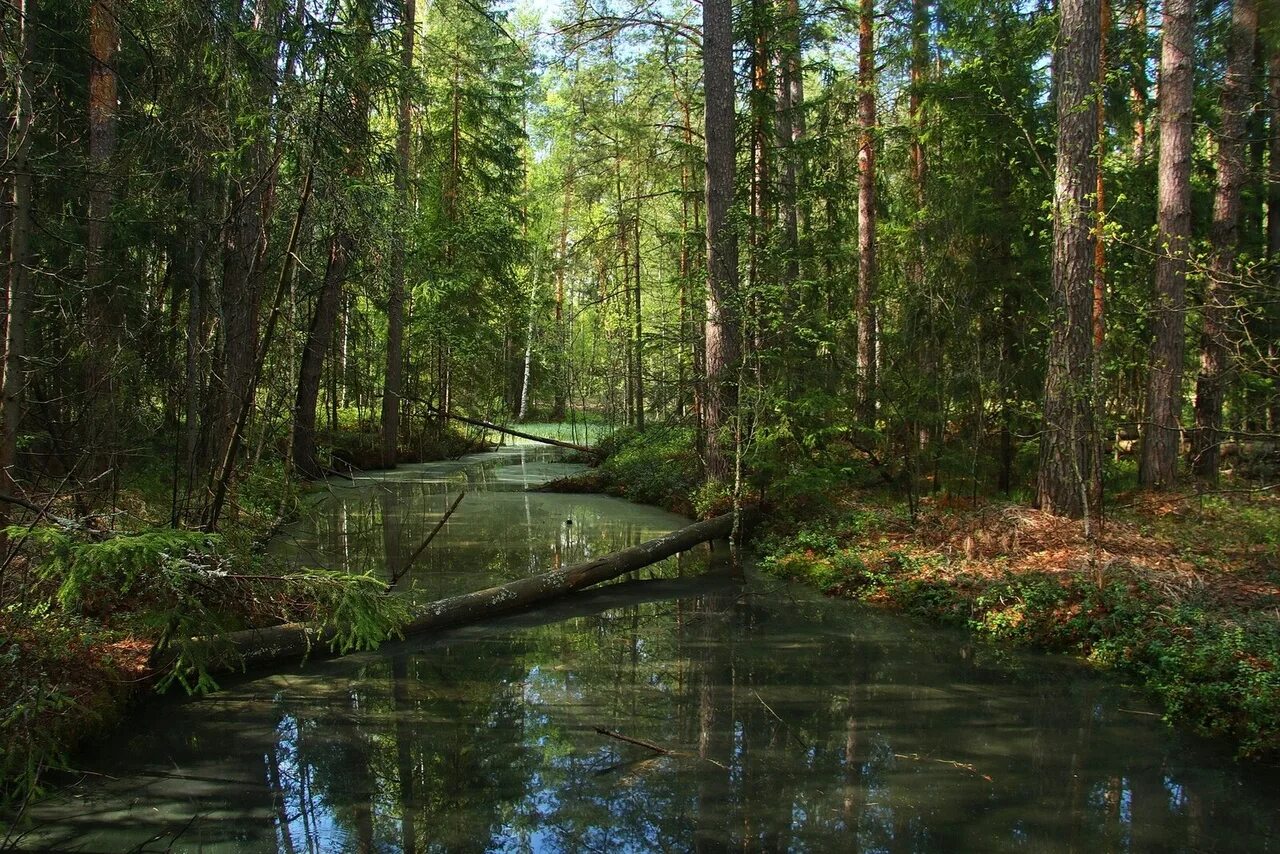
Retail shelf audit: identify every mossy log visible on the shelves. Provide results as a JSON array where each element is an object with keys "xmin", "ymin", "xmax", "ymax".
[{"xmin": 198, "ymin": 508, "xmax": 749, "ymax": 673}]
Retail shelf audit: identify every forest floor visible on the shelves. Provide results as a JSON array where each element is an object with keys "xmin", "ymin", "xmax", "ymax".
[{"xmin": 547, "ymin": 427, "xmax": 1280, "ymax": 759}]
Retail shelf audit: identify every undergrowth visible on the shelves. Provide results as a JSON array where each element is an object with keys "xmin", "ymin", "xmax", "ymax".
[
  {"xmin": 758, "ymin": 498, "xmax": 1280, "ymax": 758},
  {"xmin": 1, "ymin": 517, "xmax": 409, "ymax": 820}
]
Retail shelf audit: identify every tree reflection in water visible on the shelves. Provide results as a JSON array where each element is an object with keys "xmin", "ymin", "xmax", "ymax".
[{"xmin": 17, "ymin": 448, "xmax": 1280, "ymax": 852}]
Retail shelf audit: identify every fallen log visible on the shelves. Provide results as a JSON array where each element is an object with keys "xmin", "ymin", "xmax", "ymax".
[
  {"xmin": 185, "ymin": 508, "xmax": 750, "ymax": 674},
  {"xmin": 399, "ymin": 393, "xmax": 598, "ymax": 456}
]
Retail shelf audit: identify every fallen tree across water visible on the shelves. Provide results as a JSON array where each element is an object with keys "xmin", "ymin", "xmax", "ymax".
[
  {"xmin": 398, "ymin": 394, "xmax": 599, "ymax": 456},
  {"xmin": 178, "ymin": 508, "xmax": 750, "ymax": 675}
]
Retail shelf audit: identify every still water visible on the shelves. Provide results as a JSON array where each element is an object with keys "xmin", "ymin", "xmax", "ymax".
[{"xmin": 18, "ymin": 446, "xmax": 1280, "ymax": 852}]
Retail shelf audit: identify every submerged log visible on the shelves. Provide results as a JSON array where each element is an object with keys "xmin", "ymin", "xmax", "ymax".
[{"xmin": 191, "ymin": 509, "xmax": 749, "ymax": 674}]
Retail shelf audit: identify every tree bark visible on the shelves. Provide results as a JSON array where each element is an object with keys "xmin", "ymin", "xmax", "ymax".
[
  {"xmin": 217, "ymin": 0, "xmax": 282, "ymax": 474},
  {"xmin": 1036, "ymin": 0, "xmax": 1100, "ymax": 519},
  {"xmin": 1128, "ymin": 0, "xmax": 1148, "ymax": 162},
  {"xmin": 381, "ymin": 0, "xmax": 415, "ymax": 468},
  {"xmin": 85, "ymin": 0, "xmax": 119, "ymax": 483},
  {"xmin": 0, "ymin": 0, "xmax": 33, "ymax": 522},
  {"xmin": 702, "ymin": 0, "xmax": 740, "ymax": 481},
  {"xmin": 292, "ymin": 235, "xmax": 354, "ymax": 479},
  {"xmin": 855, "ymin": 0, "xmax": 877, "ymax": 425},
  {"xmin": 1137, "ymin": 0, "xmax": 1192, "ymax": 489},
  {"xmin": 1191, "ymin": 0, "xmax": 1257, "ymax": 483}
]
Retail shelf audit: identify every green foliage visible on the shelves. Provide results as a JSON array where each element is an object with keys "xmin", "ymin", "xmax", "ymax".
[{"xmin": 595, "ymin": 427, "xmax": 701, "ymax": 512}]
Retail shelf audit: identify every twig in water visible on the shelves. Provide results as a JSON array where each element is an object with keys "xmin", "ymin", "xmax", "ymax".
[
  {"xmin": 893, "ymin": 752, "xmax": 992, "ymax": 782},
  {"xmin": 388, "ymin": 492, "xmax": 466, "ymax": 589},
  {"xmin": 594, "ymin": 727, "xmax": 670, "ymax": 755},
  {"xmin": 753, "ymin": 690, "xmax": 810, "ymax": 752}
]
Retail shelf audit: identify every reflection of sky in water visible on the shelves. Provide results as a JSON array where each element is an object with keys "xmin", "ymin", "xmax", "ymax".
[{"xmin": 17, "ymin": 447, "xmax": 1280, "ymax": 852}]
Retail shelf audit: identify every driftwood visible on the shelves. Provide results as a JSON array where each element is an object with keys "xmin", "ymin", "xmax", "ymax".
[{"xmin": 190, "ymin": 509, "xmax": 747, "ymax": 673}]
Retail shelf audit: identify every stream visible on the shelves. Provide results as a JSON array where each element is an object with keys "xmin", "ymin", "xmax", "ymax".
[{"xmin": 16, "ymin": 445, "xmax": 1280, "ymax": 852}]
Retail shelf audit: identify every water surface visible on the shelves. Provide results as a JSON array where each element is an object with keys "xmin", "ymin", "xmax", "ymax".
[{"xmin": 18, "ymin": 446, "xmax": 1280, "ymax": 852}]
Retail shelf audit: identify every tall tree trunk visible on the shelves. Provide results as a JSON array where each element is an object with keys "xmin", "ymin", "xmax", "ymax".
[
  {"xmin": 776, "ymin": 0, "xmax": 804, "ymax": 299},
  {"xmin": 551, "ymin": 165, "xmax": 573, "ymax": 421},
  {"xmin": 855, "ymin": 0, "xmax": 877, "ymax": 425},
  {"xmin": 1191, "ymin": 0, "xmax": 1257, "ymax": 483},
  {"xmin": 86, "ymin": 0, "xmax": 119, "ymax": 483},
  {"xmin": 1266, "ymin": 30, "xmax": 1279, "ymax": 432},
  {"xmin": 1137, "ymin": 0, "xmax": 1192, "ymax": 489},
  {"xmin": 381, "ymin": 0, "xmax": 415, "ymax": 468},
  {"xmin": 216, "ymin": 0, "xmax": 282, "ymax": 476},
  {"xmin": 0, "ymin": 0, "xmax": 33, "ymax": 521},
  {"xmin": 701, "ymin": 0, "xmax": 740, "ymax": 481},
  {"xmin": 1036, "ymin": 0, "xmax": 1101, "ymax": 519},
  {"xmin": 292, "ymin": 235, "xmax": 353, "ymax": 479},
  {"xmin": 633, "ymin": 210, "xmax": 644, "ymax": 429},
  {"xmin": 1128, "ymin": 0, "xmax": 1148, "ymax": 161}
]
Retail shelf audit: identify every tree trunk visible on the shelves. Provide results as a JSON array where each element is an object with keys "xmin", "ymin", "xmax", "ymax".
[
  {"xmin": 292, "ymin": 235, "xmax": 354, "ymax": 479},
  {"xmin": 381, "ymin": 0, "xmax": 415, "ymax": 469},
  {"xmin": 0, "ymin": 0, "xmax": 33, "ymax": 522},
  {"xmin": 217, "ymin": 0, "xmax": 282, "ymax": 474},
  {"xmin": 1036, "ymin": 0, "xmax": 1100, "ymax": 519},
  {"xmin": 702, "ymin": 0, "xmax": 740, "ymax": 481},
  {"xmin": 633, "ymin": 211, "xmax": 644, "ymax": 430},
  {"xmin": 1191, "ymin": 0, "xmax": 1257, "ymax": 483},
  {"xmin": 855, "ymin": 0, "xmax": 877, "ymax": 425},
  {"xmin": 1128, "ymin": 0, "xmax": 1148, "ymax": 162},
  {"xmin": 1137, "ymin": 0, "xmax": 1192, "ymax": 489},
  {"xmin": 85, "ymin": 0, "xmax": 119, "ymax": 483}
]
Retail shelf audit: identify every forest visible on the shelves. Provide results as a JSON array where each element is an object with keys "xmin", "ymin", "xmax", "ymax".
[{"xmin": 1, "ymin": 0, "xmax": 1279, "ymax": 841}]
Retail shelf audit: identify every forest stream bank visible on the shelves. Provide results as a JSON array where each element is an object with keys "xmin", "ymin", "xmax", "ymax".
[{"xmin": 545, "ymin": 427, "xmax": 1280, "ymax": 759}]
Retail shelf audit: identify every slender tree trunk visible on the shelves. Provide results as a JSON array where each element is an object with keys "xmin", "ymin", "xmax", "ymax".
[
  {"xmin": 1265, "ymin": 31, "xmax": 1279, "ymax": 431},
  {"xmin": 855, "ymin": 0, "xmax": 877, "ymax": 424},
  {"xmin": 217, "ymin": 0, "xmax": 281, "ymax": 473},
  {"xmin": 551, "ymin": 165, "xmax": 573, "ymax": 421},
  {"xmin": 0, "ymin": 0, "xmax": 33, "ymax": 520},
  {"xmin": 1037, "ymin": 0, "xmax": 1101, "ymax": 519},
  {"xmin": 1137, "ymin": 0, "xmax": 1192, "ymax": 489},
  {"xmin": 86, "ymin": 0, "xmax": 117, "ymax": 305},
  {"xmin": 292, "ymin": 235, "xmax": 354, "ymax": 479},
  {"xmin": 381, "ymin": 0, "xmax": 415, "ymax": 468},
  {"xmin": 776, "ymin": 0, "xmax": 804, "ymax": 298},
  {"xmin": 86, "ymin": 0, "xmax": 119, "ymax": 483},
  {"xmin": 633, "ymin": 210, "xmax": 644, "ymax": 429},
  {"xmin": 1191, "ymin": 0, "xmax": 1257, "ymax": 483},
  {"xmin": 1129, "ymin": 0, "xmax": 1148, "ymax": 162},
  {"xmin": 702, "ymin": 0, "xmax": 740, "ymax": 481}
]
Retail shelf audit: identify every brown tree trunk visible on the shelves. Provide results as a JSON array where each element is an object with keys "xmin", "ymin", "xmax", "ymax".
[
  {"xmin": 1137, "ymin": 0, "xmax": 1192, "ymax": 489},
  {"xmin": 292, "ymin": 236, "xmax": 353, "ymax": 479},
  {"xmin": 1191, "ymin": 0, "xmax": 1257, "ymax": 483},
  {"xmin": 217, "ymin": 0, "xmax": 282, "ymax": 475},
  {"xmin": 85, "ymin": 0, "xmax": 119, "ymax": 482},
  {"xmin": 702, "ymin": 0, "xmax": 740, "ymax": 481},
  {"xmin": 1129, "ymin": 0, "xmax": 1148, "ymax": 162},
  {"xmin": 1266, "ymin": 32, "xmax": 1279, "ymax": 431},
  {"xmin": 1036, "ymin": 0, "xmax": 1101, "ymax": 519},
  {"xmin": 381, "ymin": 0, "xmax": 415, "ymax": 469},
  {"xmin": 1, "ymin": 0, "xmax": 33, "ymax": 521},
  {"xmin": 855, "ymin": 0, "xmax": 877, "ymax": 425}
]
